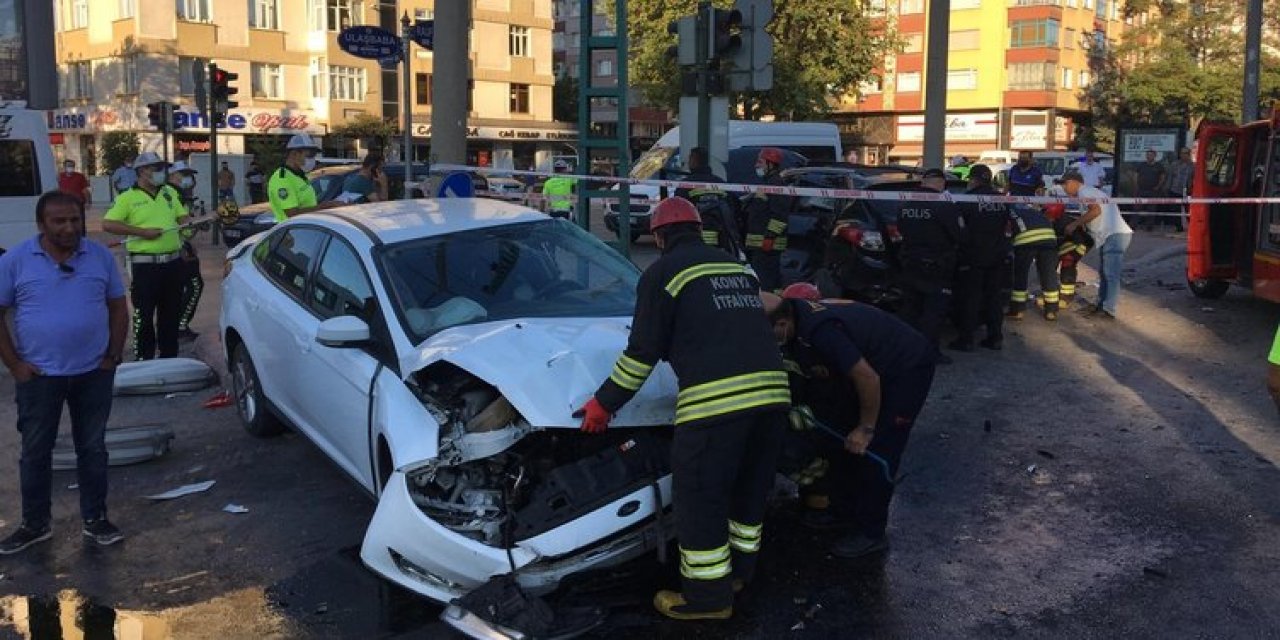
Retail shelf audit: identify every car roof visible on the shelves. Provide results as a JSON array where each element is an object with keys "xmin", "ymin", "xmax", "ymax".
[{"xmin": 314, "ymin": 198, "xmax": 550, "ymax": 244}]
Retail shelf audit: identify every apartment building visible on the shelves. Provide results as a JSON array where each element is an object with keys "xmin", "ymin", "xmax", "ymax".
[
  {"xmin": 837, "ymin": 0, "xmax": 1128, "ymax": 164},
  {"xmin": 49, "ymin": 0, "xmax": 569, "ymax": 173}
]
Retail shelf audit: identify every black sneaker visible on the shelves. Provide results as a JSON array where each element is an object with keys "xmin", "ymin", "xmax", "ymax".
[
  {"xmin": 831, "ymin": 533, "xmax": 890, "ymax": 559},
  {"xmin": 83, "ymin": 518, "xmax": 123, "ymax": 546},
  {"xmin": 0, "ymin": 523, "xmax": 52, "ymax": 555}
]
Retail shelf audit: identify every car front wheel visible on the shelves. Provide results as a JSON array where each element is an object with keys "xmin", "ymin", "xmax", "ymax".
[{"xmin": 231, "ymin": 343, "xmax": 285, "ymax": 438}]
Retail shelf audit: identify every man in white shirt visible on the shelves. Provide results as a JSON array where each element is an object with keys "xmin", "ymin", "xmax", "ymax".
[
  {"xmin": 1061, "ymin": 170, "xmax": 1133, "ymax": 320},
  {"xmin": 1076, "ymin": 150, "xmax": 1107, "ymax": 189}
]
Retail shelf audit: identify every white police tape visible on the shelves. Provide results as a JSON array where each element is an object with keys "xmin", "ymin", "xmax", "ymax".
[{"xmin": 437, "ymin": 162, "xmax": 1280, "ymax": 209}]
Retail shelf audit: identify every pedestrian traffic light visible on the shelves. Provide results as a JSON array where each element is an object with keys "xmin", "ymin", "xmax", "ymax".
[
  {"xmin": 146, "ymin": 101, "xmax": 174, "ymax": 132},
  {"xmin": 210, "ymin": 65, "xmax": 239, "ymax": 116},
  {"xmin": 708, "ymin": 7, "xmax": 743, "ymax": 62}
]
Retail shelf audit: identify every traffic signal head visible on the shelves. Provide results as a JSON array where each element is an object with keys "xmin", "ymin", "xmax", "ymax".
[
  {"xmin": 210, "ymin": 66, "xmax": 239, "ymax": 114},
  {"xmin": 709, "ymin": 8, "xmax": 743, "ymax": 60},
  {"xmin": 147, "ymin": 102, "xmax": 163, "ymax": 128}
]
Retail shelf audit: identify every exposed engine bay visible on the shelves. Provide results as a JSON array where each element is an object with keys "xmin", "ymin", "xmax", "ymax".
[{"xmin": 408, "ymin": 363, "xmax": 672, "ymax": 547}]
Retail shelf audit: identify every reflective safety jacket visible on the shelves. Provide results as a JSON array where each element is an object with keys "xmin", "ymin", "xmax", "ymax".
[
  {"xmin": 542, "ymin": 175, "xmax": 576, "ymax": 213},
  {"xmin": 595, "ymin": 233, "xmax": 790, "ymax": 426},
  {"xmin": 742, "ymin": 170, "xmax": 790, "ymax": 253},
  {"xmin": 268, "ymin": 166, "xmax": 317, "ymax": 223},
  {"xmin": 958, "ymin": 185, "xmax": 1017, "ymax": 267},
  {"xmin": 1011, "ymin": 205, "xmax": 1057, "ymax": 249},
  {"xmin": 677, "ymin": 170, "xmax": 743, "ymax": 258}
]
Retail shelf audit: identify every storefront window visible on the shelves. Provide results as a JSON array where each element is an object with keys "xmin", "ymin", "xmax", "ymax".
[{"xmin": 513, "ymin": 142, "xmax": 536, "ymax": 171}]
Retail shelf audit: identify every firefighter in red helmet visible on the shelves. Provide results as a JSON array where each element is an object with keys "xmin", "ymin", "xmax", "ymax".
[
  {"xmin": 579, "ymin": 196, "xmax": 789, "ymax": 621},
  {"xmin": 742, "ymin": 148, "xmax": 792, "ymax": 291}
]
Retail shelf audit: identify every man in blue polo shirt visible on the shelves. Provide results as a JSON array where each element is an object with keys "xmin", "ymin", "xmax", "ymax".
[
  {"xmin": 0, "ymin": 192, "xmax": 129, "ymax": 554},
  {"xmin": 1008, "ymin": 150, "xmax": 1044, "ymax": 197}
]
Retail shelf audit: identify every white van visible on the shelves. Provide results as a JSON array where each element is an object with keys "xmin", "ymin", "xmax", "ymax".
[
  {"xmin": 605, "ymin": 121, "xmax": 842, "ymax": 240},
  {"xmin": 0, "ymin": 103, "xmax": 57, "ymax": 251}
]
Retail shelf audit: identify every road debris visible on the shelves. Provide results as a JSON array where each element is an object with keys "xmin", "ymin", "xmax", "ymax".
[
  {"xmin": 223, "ymin": 503, "xmax": 250, "ymax": 514},
  {"xmin": 1200, "ymin": 307, "xmax": 1215, "ymax": 313},
  {"xmin": 983, "ymin": 419, "xmax": 992, "ymax": 433},
  {"xmin": 203, "ymin": 391, "xmax": 234, "ymax": 409},
  {"xmin": 1026, "ymin": 464, "xmax": 1037, "ymax": 475},
  {"xmin": 791, "ymin": 622, "xmax": 806, "ymax": 631},
  {"xmin": 1036, "ymin": 449, "xmax": 1056, "ymax": 460},
  {"xmin": 145, "ymin": 480, "xmax": 216, "ymax": 501},
  {"xmin": 1142, "ymin": 567, "xmax": 1169, "ymax": 579},
  {"xmin": 164, "ymin": 392, "xmax": 192, "ymax": 399},
  {"xmin": 54, "ymin": 425, "xmax": 174, "ymax": 470},
  {"xmin": 67, "ymin": 483, "xmax": 78, "ymax": 490}
]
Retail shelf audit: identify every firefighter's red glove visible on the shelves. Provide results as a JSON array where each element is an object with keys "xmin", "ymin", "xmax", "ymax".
[
  {"xmin": 761, "ymin": 237, "xmax": 775, "ymax": 252},
  {"xmin": 575, "ymin": 397, "xmax": 612, "ymax": 434}
]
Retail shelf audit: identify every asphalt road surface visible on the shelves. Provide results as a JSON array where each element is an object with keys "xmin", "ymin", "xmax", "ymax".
[{"xmin": 0, "ymin": 208, "xmax": 1277, "ymax": 639}]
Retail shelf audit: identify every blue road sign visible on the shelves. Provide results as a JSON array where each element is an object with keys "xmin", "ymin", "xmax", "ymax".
[
  {"xmin": 337, "ymin": 26, "xmax": 402, "ymax": 60},
  {"xmin": 378, "ymin": 54, "xmax": 401, "ymax": 70},
  {"xmin": 437, "ymin": 172, "xmax": 474, "ymax": 198},
  {"xmin": 411, "ymin": 20, "xmax": 435, "ymax": 50}
]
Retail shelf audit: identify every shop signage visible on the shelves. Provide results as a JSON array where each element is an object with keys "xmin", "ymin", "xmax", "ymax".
[
  {"xmin": 410, "ymin": 124, "xmax": 577, "ymax": 141},
  {"xmin": 896, "ymin": 112, "xmax": 997, "ymax": 143}
]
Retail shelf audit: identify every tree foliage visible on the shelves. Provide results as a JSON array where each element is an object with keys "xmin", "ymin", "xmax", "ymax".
[
  {"xmin": 553, "ymin": 74, "xmax": 579, "ymax": 123},
  {"xmin": 99, "ymin": 132, "xmax": 139, "ymax": 176},
  {"xmin": 1085, "ymin": 0, "xmax": 1280, "ymax": 141},
  {"xmin": 331, "ymin": 113, "xmax": 399, "ymax": 155},
  {"xmin": 608, "ymin": 0, "xmax": 895, "ymax": 120}
]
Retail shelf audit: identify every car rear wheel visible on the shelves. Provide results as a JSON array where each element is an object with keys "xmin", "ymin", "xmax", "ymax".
[
  {"xmin": 231, "ymin": 343, "xmax": 285, "ymax": 438},
  {"xmin": 1188, "ymin": 278, "xmax": 1229, "ymax": 299}
]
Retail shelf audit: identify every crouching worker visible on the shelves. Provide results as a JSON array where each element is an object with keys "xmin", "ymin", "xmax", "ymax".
[
  {"xmin": 578, "ymin": 197, "xmax": 789, "ymax": 620},
  {"xmin": 762, "ymin": 293, "xmax": 936, "ymax": 558}
]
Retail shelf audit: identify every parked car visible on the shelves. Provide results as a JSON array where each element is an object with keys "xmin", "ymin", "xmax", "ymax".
[
  {"xmin": 220, "ymin": 163, "xmax": 433, "ymax": 247},
  {"xmin": 483, "ymin": 176, "xmax": 526, "ymax": 202},
  {"xmin": 220, "ymin": 199, "xmax": 677, "ymax": 625}
]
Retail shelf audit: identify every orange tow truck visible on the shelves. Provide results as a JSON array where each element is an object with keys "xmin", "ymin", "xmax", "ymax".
[{"xmin": 1187, "ymin": 105, "xmax": 1280, "ymax": 302}]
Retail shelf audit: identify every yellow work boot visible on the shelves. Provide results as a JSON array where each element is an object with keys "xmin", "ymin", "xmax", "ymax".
[
  {"xmin": 653, "ymin": 590, "xmax": 733, "ymax": 621},
  {"xmin": 1044, "ymin": 310, "xmax": 1058, "ymax": 322}
]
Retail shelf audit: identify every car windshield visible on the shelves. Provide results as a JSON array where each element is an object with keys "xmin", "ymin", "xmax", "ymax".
[
  {"xmin": 379, "ymin": 220, "xmax": 640, "ymax": 342},
  {"xmin": 630, "ymin": 145, "xmax": 678, "ymax": 179}
]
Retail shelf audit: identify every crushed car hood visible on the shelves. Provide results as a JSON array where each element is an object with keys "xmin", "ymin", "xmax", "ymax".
[{"xmin": 402, "ymin": 318, "xmax": 677, "ymax": 428}]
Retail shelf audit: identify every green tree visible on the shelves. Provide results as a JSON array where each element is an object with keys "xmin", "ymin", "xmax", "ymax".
[
  {"xmin": 606, "ymin": 0, "xmax": 895, "ymax": 120},
  {"xmin": 330, "ymin": 113, "xmax": 399, "ymax": 155},
  {"xmin": 554, "ymin": 74, "xmax": 579, "ymax": 123},
  {"xmin": 245, "ymin": 136, "xmax": 286, "ymax": 173},
  {"xmin": 99, "ymin": 131, "xmax": 139, "ymax": 176}
]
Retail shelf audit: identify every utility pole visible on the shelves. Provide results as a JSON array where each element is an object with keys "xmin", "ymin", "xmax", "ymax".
[
  {"xmin": 401, "ymin": 12, "xmax": 413, "ymax": 197},
  {"xmin": 21, "ymin": 0, "xmax": 57, "ymax": 108},
  {"xmin": 430, "ymin": 0, "xmax": 471, "ymax": 166},
  {"xmin": 922, "ymin": 0, "xmax": 950, "ymax": 169},
  {"xmin": 1243, "ymin": 0, "xmax": 1262, "ymax": 122}
]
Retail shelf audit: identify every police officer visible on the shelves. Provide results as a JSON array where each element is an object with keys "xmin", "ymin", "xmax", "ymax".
[
  {"xmin": 541, "ymin": 160, "xmax": 576, "ymax": 219},
  {"xmin": 102, "ymin": 152, "xmax": 187, "ymax": 360},
  {"xmin": 166, "ymin": 162, "xmax": 203, "ymax": 340},
  {"xmin": 676, "ymin": 147, "xmax": 744, "ymax": 260},
  {"xmin": 742, "ymin": 148, "xmax": 791, "ymax": 290},
  {"xmin": 764, "ymin": 293, "xmax": 936, "ymax": 559},
  {"xmin": 579, "ymin": 197, "xmax": 789, "ymax": 621},
  {"xmin": 1008, "ymin": 203, "xmax": 1061, "ymax": 321},
  {"xmin": 951, "ymin": 164, "xmax": 1017, "ymax": 351},
  {"xmin": 895, "ymin": 168, "xmax": 962, "ymax": 364},
  {"xmin": 269, "ymin": 134, "xmax": 340, "ymax": 222}
]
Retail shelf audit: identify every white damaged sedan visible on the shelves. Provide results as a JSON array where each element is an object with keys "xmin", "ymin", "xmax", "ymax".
[{"xmin": 220, "ymin": 199, "xmax": 677, "ymax": 610}]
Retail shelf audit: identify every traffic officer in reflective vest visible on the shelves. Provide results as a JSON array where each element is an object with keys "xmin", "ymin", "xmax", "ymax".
[
  {"xmin": 951, "ymin": 164, "xmax": 1017, "ymax": 351},
  {"xmin": 676, "ymin": 146, "xmax": 744, "ymax": 260},
  {"xmin": 1008, "ymin": 203, "xmax": 1061, "ymax": 321},
  {"xmin": 269, "ymin": 134, "xmax": 340, "ymax": 222},
  {"xmin": 165, "ymin": 162, "xmax": 204, "ymax": 340},
  {"xmin": 102, "ymin": 152, "xmax": 186, "ymax": 360},
  {"xmin": 579, "ymin": 197, "xmax": 789, "ymax": 621},
  {"xmin": 742, "ymin": 148, "xmax": 791, "ymax": 291},
  {"xmin": 895, "ymin": 168, "xmax": 962, "ymax": 364},
  {"xmin": 541, "ymin": 160, "xmax": 576, "ymax": 219}
]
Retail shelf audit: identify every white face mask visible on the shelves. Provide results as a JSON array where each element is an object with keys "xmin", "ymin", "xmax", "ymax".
[
  {"xmin": 180, "ymin": 176, "xmax": 194, "ymax": 189},
  {"xmin": 755, "ymin": 167, "xmax": 767, "ymax": 178},
  {"xmin": 149, "ymin": 171, "xmax": 167, "ymax": 187},
  {"xmin": 64, "ymin": 165, "xmax": 73, "ymax": 173},
  {"xmin": 302, "ymin": 157, "xmax": 317, "ymax": 172}
]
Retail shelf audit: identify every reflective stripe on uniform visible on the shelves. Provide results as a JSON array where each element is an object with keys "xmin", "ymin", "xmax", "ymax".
[
  {"xmin": 1041, "ymin": 290, "xmax": 1060, "ymax": 303},
  {"xmin": 688, "ymin": 188, "xmax": 725, "ymax": 198},
  {"xmin": 1058, "ymin": 242, "xmax": 1078, "ymax": 256},
  {"xmin": 675, "ymin": 370, "xmax": 791, "ymax": 424},
  {"xmin": 1060, "ymin": 283, "xmax": 1076, "ymax": 295},
  {"xmin": 728, "ymin": 520, "xmax": 762, "ymax": 553},
  {"xmin": 608, "ymin": 354, "xmax": 654, "ymax": 391},
  {"xmin": 744, "ymin": 233, "xmax": 788, "ymax": 251},
  {"xmin": 766, "ymin": 219, "xmax": 787, "ymax": 234},
  {"xmin": 678, "ymin": 370, "xmax": 789, "ymax": 407},
  {"xmin": 1011, "ymin": 290, "xmax": 1029, "ymax": 302},
  {"xmin": 701, "ymin": 230, "xmax": 720, "ymax": 246},
  {"xmin": 679, "ymin": 544, "xmax": 732, "ymax": 581},
  {"xmin": 664, "ymin": 262, "xmax": 749, "ymax": 298},
  {"xmin": 1013, "ymin": 228, "xmax": 1057, "ymax": 246}
]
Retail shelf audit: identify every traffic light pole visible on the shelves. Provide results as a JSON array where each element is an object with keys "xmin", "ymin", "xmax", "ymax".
[
  {"xmin": 696, "ymin": 1, "xmax": 712, "ymax": 156},
  {"xmin": 208, "ymin": 62, "xmax": 219, "ymax": 225}
]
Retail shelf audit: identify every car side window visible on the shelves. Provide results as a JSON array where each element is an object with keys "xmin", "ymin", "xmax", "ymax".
[
  {"xmin": 311, "ymin": 238, "xmax": 375, "ymax": 321},
  {"xmin": 261, "ymin": 227, "xmax": 328, "ymax": 300}
]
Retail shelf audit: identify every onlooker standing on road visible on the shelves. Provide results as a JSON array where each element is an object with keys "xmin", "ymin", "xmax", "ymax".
[
  {"xmin": 1133, "ymin": 149, "xmax": 1167, "ymax": 230},
  {"xmin": 1076, "ymin": 150, "xmax": 1107, "ymax": 190},
  {"xmin": 1268, "ymin": 324, "xmax": 1280, "ymax": 415},
  {"xmin": 341, "ymin": 154, "xmax": 389, "ymax": 203},
  {"xmin": 1165, "ymin": 147, "xmax": 1193, "ymax": 232},
  {"xmin": 0, "ymin": 192, "xmax": 128, "ymax": 554},
  {"xmin": 217, "ymin": 162, "xmax": 236, "ymax": 203},
  {"xmin": 110, "ymin": 156, "xmax": 136, "ymax": 200},
  {"xmin": 57, "ymin": 160, "xmax": 91, "ymax": 207},
  {"xmin": 1060, "ymin": 170, "xmax": 1133, "ymax": 320},
  {"xmin": 102, "ymin": 152, "xmax": 188, "ymax": 360},
  {"xmin": 245, "ymin": 162, "xmax": 266, "ymax": 204},
  {"xmin": 1007, "ymin": 151, "xmax": 1044, "ymax": 196}
]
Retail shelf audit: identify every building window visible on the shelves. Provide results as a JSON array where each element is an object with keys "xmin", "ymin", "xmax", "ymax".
[
  {"xmin": 122, "ymin": 55, "xmax": 139, "ymax": 94},
  {"xmin": 859, "ymin": 75, "xmax": 883, "ymax": 95},
  {"xmin": 947, "ymin": 68, "xmax": 978, "ymax": 90},
  {"xmin": 413, "ymin": 8, "xmax": 433, "ymax": 20},
  {"xmin": 65, "ymin": 61, "xmax": 92, "ymax": 99},
  {"xmin": 312, "ymin": 0, "xmax": 358, "ymax": 31},
  {"xmin": 897, "ymin": 71, "xmax": 921, "ymax": 92},
  {"xmin": 899, "ymin": 0, "xmax": 923, "ymax": 14},
  {"xmin": 71, "ymin": 0, "xmax": 89, "ymax": 28},
  {"xmin": 1006, "ymin": 62, "xmax": 1055, "ymax": 91},
  {"xmin": 311, "ymin": 57, "xmax": 326, "ymax": 97},
  {"xmin": 902, "ymin": 33, "xmax": 923, "ymax": 54},
  {"xmin": 597, "ymin": 58, "xmax": 612, "ymax": 77},
  {"xmin": 1064, "ymin": 28, "xmax": 1076, "ymax": 49},
  {"xmin": 119, "ymin": 0, "xmax": 135, "ymax": 19},
  {"xmin": 510, "ymin": 26, "xmax": 530, "ymax": 58},
  {"xmin": 252, "ymin": 63, "xmax": 283, "ymax": 99},
  {"xmin": 1083, "ymin": 0, "xmax": 1093, "ymax": 9},
  {"xmin": 1096, "ymin": 0, "xmax": 1108, "ymax": 19},
  {"xmin": 328, "ymin": 64, "xmax": 365, "ymax": 101},
  {"xmin": 177, "ymin": 0, "xmax": 211, "ymax": 22},
  {"xmin": 1079, "ymin": 70, "xmax": 1090, "ymax": 87},
  {"xmin": 1010, "ymin": 18, "xmax": 1059, "ymax": 48},
  {"xmin": 509, "ymin": 82, "xmax": 530, "ymax": 113},
  {"xmin": 950, "ymin": 29, "xmax": 980, "ymax": 51},
  {"xmin": 178, "ymin": 56, "xmax": 206, "ymax": 95},
  {"xmin": 415, "ymin": 72, "xmax": 432, "ymax": 105},
  {"xmin": 950, "ymin": 0, "xmax": 980, "ymax": 9},
  {"xmin": 251, "ymin": 0, "xmax": 280, "ymax": 29},
  {"xmin": 1061, "ymin": 67, "xmax": 1073, "ymax": 89}
]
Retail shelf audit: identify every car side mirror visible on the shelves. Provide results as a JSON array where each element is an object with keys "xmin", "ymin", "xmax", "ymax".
[{"xmin": 316, "ymin": 316, "xmax": 371, "ymax": 348}]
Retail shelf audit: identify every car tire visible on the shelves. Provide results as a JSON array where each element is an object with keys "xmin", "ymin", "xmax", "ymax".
[
  {"xmin": 231, "ymin": 343, "xmax": 285, "ymax": 438},
  {"xmin": 1187, "ymin": 278, "xmax": 1229, "ymax": 299}
]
